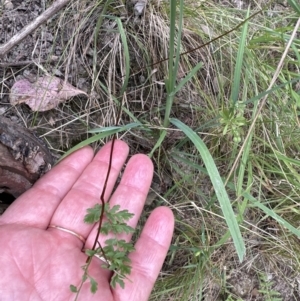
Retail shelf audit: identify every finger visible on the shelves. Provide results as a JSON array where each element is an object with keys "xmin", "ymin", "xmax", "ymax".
[
  {"xmin": 0, "ymin": 147, "xmax": 94, "ymax": 228},
  {"xmin": 84, "ymin": 153, "xmax": 154, "ymax": 249},
  {"xmin": 48, "ymin": 140, "xmax": 129, "ymax": 242},
  {"xmin": 113, "ymin": 207, "xmax": 174, "ymax": 301}
]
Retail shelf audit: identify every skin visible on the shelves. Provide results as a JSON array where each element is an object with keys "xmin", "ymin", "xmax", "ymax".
[{"xmin": 0, "ymin": 140, "xmax": 174, "ymax": 301}]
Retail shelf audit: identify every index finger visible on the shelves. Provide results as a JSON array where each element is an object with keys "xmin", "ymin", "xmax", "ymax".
[{"xmin": 0, "ymin": 146, "xmax": 94, "ymax": 228}]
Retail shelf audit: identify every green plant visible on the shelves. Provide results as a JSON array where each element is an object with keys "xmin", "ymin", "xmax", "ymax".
[
  {"xmin": 225, "ymin": 295, "xmax": 243, "ymax": 301},
  {"xmin": 219, "ymin": 104, "xmax": 247, "ymax": 143},
  {"xmin": 70, "ymin": 204, "xmax": 135, "ymax": 297},
  {"xmin": 67, "ymin": 4, "xmax": 136, "ymax": 297},
  {"xmin": 258, "ymin": 272, "xmax": 282, "ymax": 301}
]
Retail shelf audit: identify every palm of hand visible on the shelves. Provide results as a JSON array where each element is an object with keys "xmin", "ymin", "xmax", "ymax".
[
  {"xmin": 0, "ymin": 224, "xmax": 112, "ymax": 300},
  {"xmin": 0, "ymin": 141, "xmax": 174, "ymax": 301}
]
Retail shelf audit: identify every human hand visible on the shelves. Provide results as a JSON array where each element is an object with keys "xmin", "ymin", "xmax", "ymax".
[{"xmin": 0, "ymin": 140, "xmax": 174, "ymax": 301}]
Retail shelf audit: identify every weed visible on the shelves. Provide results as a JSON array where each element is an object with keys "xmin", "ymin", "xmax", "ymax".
[
  {"xmin": 71, "ymin": 204, "xmax": 135, "ymax": 297},
  {"xmin": 258, "ymin": 272, "xmax": 282, "ymax": 301}
]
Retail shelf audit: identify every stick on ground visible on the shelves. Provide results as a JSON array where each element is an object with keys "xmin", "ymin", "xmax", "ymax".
[{"xmin": 0, "ymin": 0, "xmax": 71, "ymax": 58}]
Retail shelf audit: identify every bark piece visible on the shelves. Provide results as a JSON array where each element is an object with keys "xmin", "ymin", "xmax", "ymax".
[{"xmin": 0, "ymin": 116, "xmax": 53, "ymax": 198}]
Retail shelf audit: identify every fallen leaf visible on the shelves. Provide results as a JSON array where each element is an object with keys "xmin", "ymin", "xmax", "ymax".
[{"xmin": 10, "ymin": 76, "xmax": 87, "ymax": 112}]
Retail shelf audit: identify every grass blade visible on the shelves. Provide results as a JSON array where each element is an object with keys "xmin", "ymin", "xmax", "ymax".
[
  {"xmin": 93, "ymin": 0, "xmax": 113, "ymax": 80},
  {"xmin": 287, "ymin": 0, "xmax": 300, "ymax": 13},
  {"xmin": 164, "ymin": 0, "xmax": 184, "ymax": 126},
  {"xmin": 230, "ymin": 9, "xmax": 250, "ymax": 106},
  {"xmin": 172, "ymin": 0, "xmax": 184, "ymax": 89},
  {"xmin": 149, "ymin": 130, "xmax": 167, "ymax": 158},
  {"xmin": 243, "ymin": 192, "xmax": 300, "ymax": 237},
  {"xmin": 105, "ymin": 15, "xmax": 130, "ymax": 96},
  {"xmin": 167, "ymin": 0, "xmax": 179, "ymax": 91},
  {"xmin": 88, "ymin": 122, "xmax": 141, "ymax": 133},
  {"xmin": 97, "ymin": 81, "xmax": 138, "ymax": 123},
  {"xmin": 170, "ymin": 118, "xmax": 246, "ymax": 262},
  {"xmin": 59, "ymin": 123, "xmax": 141, "ymax": 162},
  {"xmin": 173, "ymin": 61, "xmax": 203, "ymax": 95}
]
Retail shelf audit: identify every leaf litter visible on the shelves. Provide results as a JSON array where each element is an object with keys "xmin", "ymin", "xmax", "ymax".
[{"xmin": 10, "ymin": 76, "xmax": 87, "ymax": 112}]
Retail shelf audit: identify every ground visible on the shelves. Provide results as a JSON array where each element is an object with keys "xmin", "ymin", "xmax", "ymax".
[{"xmin": 1, "ymin": 0, "xmax": 300, "ymax": 300}]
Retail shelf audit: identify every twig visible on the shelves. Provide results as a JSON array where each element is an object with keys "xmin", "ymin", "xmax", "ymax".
[
  {"xmin": 0, "ymin": 58, "xmax": 59, "ymax": 68},
  {"xmin": 0, "ymin": 0, "xmax": 72, "ymax": 58}
]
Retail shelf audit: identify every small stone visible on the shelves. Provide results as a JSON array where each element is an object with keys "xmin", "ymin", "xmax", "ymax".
[
  {"xmin": 53, "ymin": 68, "xmax": 63, "ymax": 77},
  {"xmin": 134, "ymin": 1, "xmax": 147, "ymax": 16},
  {"xmin": 0, "ymin": 107, "xmax": 6, "ymax": 115},
  {"xmin": 3, "ymin": 0, "xmax": 14, "ymax": 10},
  {"xmin": 77, "ymin": 78, "xmax": 88, "ymax": 92}
]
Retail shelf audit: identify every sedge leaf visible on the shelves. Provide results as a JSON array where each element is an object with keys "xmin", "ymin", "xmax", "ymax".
[{"xmin": 170, "ymin": 118, "xmax": 246, "ymax": 262}]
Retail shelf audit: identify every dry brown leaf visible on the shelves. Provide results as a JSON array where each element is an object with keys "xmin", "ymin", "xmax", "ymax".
[{"xmin": 10, "ymin": 76, "xmax": 87, "ymax": 112}]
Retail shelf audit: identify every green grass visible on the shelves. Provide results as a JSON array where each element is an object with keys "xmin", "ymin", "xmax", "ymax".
[{"xmin": 13, "ymin": 0, "xmax": 300, "ymax": 299}]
